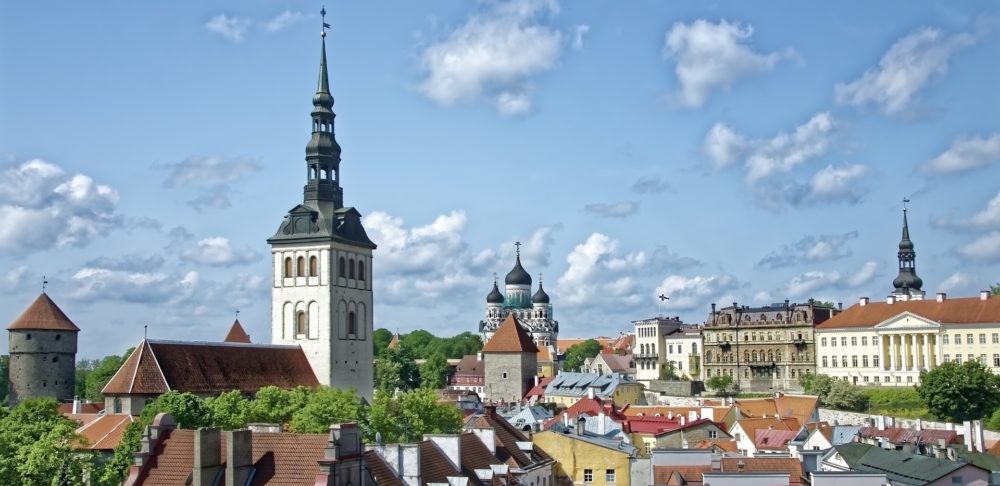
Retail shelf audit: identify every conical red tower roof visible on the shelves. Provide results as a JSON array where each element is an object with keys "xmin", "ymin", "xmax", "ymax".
[{"xmin": 7, "ymin": 293, "xmax": 79, "ymax": 331}]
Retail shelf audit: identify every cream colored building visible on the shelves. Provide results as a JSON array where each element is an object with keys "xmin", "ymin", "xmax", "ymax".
[{"xmin": 815, "ymin": 292, "xmax": 1000, "ymax": 386}]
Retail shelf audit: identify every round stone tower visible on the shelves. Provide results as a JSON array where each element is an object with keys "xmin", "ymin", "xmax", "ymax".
[{"xmin": 7, "ymin": 293, "xmax": 79, "ymax": 407}]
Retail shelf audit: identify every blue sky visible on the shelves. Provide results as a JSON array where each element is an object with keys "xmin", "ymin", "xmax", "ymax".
[{"xmin": 2, "ymin": 1, "xmax": 999, "ymax": 359}]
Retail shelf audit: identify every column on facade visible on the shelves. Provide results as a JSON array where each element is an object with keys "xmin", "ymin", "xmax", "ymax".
[
  {"xmin": 889, "ymin": 335, "xmax": 898, "ymax": 371},
  {"xmin": 922, "ymin": 333, "xmax": 932, "ymax": 370},
  {"xmin": 935, "ymin": 332, "xmax": 944, "ymax": 368},
  {"xmin": 907, "ymin": 334, "xmax": 916, "ymax": 370}
]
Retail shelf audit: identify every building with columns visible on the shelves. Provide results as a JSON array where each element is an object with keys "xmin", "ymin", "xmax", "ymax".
[
  {"xmin": 815, "ymin": 207, "xmax": 1000, "ymax": 385},
  {"xmin": 268, "ymin": 24, "xmax": 376, "ymax": 401}
]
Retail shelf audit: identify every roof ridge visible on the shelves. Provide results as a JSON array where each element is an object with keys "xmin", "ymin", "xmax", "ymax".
[{"xmin": 146, "ymin": 340, "xmax": 171, "ymax": 392}]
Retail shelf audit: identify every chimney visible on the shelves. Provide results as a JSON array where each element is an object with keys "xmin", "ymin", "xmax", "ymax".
[
  {"xmin": 576, "ymin": 416, "xmax": 586, "ymax": 436},
  {"xmin": 225, "ymin": 430, "xmax": 253, "ymax": 486},
  {"xmin": 936, "ymin": 293, "xmax": 947, "ymax": 302},
  {"xmin": 72, "ymin": 397, "xmax": 80, "ymax": 414},
  {"xmin": 963, "ymin": 421, "xmax": 974, "ymax": 452},
  {"xmin": 915, "ymin": 419, "xmax": 922, "ymax": 431},
  {"xmin": 838, "ymin": 302, "xmax": 843, "ymax": 311},
  {"xmin": 860, "ymin": 297, "xmax": 869, "ymax": 306},
  {"xmin": 887, "ymin": 296, "xmax": 896, "ymax": 305},
  {"xmin": 484, "ymin": 404, "xmax": 497, "ymax": 417},
  {"xmin": 477, "ymin": 352, "xmax": 483, "ymax": 361},
  {"xmin": 587, "ymin": 386, "xmax": 596, "ymax": 400},
  {"xmin": 193, "ymin": 428, "xmax": 222, "ymax": 486},
  {"xmin": 598, "ymin": 411, "xmax": 607, "ymax": 435},
  {"xmin": 426, "ymin": 435, "xmax": 462, "ymax": 471},
  {"xmin": 982, "ymin": 290, "xmax": 990, "ymax": 301},
  {"xmin": 876, "ymin": 415, "xmax": 886, "ymax": 431},
  {"xmin": 472, "ymin": 427, "xmax": 496, "ymax": 454},
  {"xmin": 679, "ymin": 416, "xmax": 686, "ymax": 426},
  {"xmin": 667, "ymin": 411, "xmax": 673, "ymax": 420},
  {"xmin": 688, "ymin": 411, "xmax": 699, "ymax": 422},
  {"xmin": 399, "ymin": 444, "xmax": 421, "ymax": 485},
  {"xmin": 973, "ymin": 420, "xmax": 986, "ymax": 453},
  {"xmin": 534, "ymin": 375, "xmax": 540, "ymax": 387}
]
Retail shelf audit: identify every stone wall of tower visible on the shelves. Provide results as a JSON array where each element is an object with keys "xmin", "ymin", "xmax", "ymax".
[
  {"xmin": 483, "ymin": 352, "xmax": 537, "ymax": 403},
  {"xmin": 7, "ymin": 329, "xmax": 76, "ymax": 406},
  {"xmin": 271, "ymin": 241, "xmax": 374, "ymax": 402}
]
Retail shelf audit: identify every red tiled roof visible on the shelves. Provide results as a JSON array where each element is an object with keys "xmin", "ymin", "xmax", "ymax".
[
  {"xmin": 816, "ymin": 296, "xmax": 1000, "ymax": 329},
  {"xmin": 387, "ymin": 333, "xmax": 400, "ymax": 349},
  {"xmin": 734, "ymin": 417, "xmax": 799, "ymax": 444},
  {"xmin": 482, "ymin": 314, "xmax": 538, "ymax": 353},
  {"xmin": 858, "ymin": 426, "xmax": 959, "ymax": 445},
  {"xmin": 693, "ymin": 438, "xmax": 739, "ymax": 453},
  {"xmin": 364, "ymin": 450, "xmax": 403, "ymax": 486},
  {"xmin": 732, "ymin": 395, "xmax": 818, "ymax": 427},
  {"xmin": 7, "ymin": 293, "xmax": 79, "ymax": 331},
  {"xmin": 103, "ymin": 340, "xmax": 318, "ymax": 395},
  {"xmin": 627, "ymin": 416, "xmax": 683, "ymax": 435},
  {"xmin": 653, "ymin": 465, "xmax": 709, "ymax": 486},
  {"xmin": 420, "ymin": 440, "xmax": 462, "ymax": 484},
  {"xmin": 453, "ymin": 354, "xmax": 485, "ymax": 377},
  {"xmin": 59, "ymin": 402, "xmax": 105, "ymax": 415},
  {"xmin": 719, "ymin": 457, "xmax": 806, "ymax": 485},
  {"xmin": 460, "ymin": 432, "xmax": 502, "ymax": 480},
  {"xmin": 76, "ymin": 414, "xmax": 135, "ymax": 451},
  {"xmin": 524, "ymin": 376, "xmax": 554, "ymax": 399},
  {"xmin": 754, "ymin": 428, "xmax": 798, "ymax": 450},
  {"xmin": 224, "ymin": 319, "xmax": 251, "ymax": 343},
  {"xmin": 467, "ymin": 407, "xmax": 551, "ymax": 468}
]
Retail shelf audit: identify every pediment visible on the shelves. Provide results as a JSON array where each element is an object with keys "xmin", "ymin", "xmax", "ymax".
[{"xmin": 873, "ymin": 311, "xmax": 940, "ymax": 331}]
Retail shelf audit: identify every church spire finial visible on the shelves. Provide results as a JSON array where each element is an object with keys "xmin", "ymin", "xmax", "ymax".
[
  {"xmin": 892, "ymin": 198, "xmax": 923, "ymax": 296},
  {"xmin": 303, "ymin": 7, "xmax": 343, "ymax": 209}
]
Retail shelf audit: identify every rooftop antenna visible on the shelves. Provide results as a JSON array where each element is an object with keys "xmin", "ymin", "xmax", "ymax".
[
  {"xmin": 42, "ymin": 275, "xmax": 48, "ymax": 292},
  {"xmin": 144, "ymin": 324, "xmax": 148, "ymax": 340},
  {"xmin": 320, "ymin": 6, "xmax": 330, "ymax": 37}
]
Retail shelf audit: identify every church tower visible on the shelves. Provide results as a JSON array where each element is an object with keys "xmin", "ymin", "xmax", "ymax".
[
  {"xmin": 891, "ymin": 203, "xmax": 924, "ymax": 300},
  {"xmin": 268, "ymin": 12, "xmax": 376, "ymax": 401}
]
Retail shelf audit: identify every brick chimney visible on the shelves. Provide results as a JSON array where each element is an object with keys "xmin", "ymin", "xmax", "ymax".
[
  {"xmin": 193, "ymin": 428, "xmax": 222, "ymax": 486},
  {"xmin": 225, "ymin": 430, "xmax": 253, "ymax": 486}
]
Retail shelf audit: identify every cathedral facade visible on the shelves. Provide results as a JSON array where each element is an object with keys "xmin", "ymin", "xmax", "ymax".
[
  {"xmin": 268, "ymin": 27, "xmax": 376, "ymax": 401},
  {"xmin": 479, "ymin": 247, "xmax": 558, "ymax": 348}
]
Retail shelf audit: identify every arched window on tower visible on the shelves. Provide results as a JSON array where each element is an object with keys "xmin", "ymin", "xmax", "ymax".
[
  {"xmin": 358, "ymin": 260, "xmax": 365, "ymax": 281},
  {"xmin": 309, "ymin": 256, "xmax": 318, "ymax": 277},
  {"xmin": 296, "ymin": 311, "xmax": 308, "ymax": 336},
  {"xmin": 321, "ymin": 168, "xmax": 329, "ymax": 180},
  {"xmin": 297, "ymin": 257, "xmax": 305, "ymax": 276},
  {"xmin": 348, "ymin": 259, "xmax": 356, "ymax": 279},
  {"xmin": 284, "ymin": 257, "xmax": 293, "ymax": 278},
  {"xmin": 338, "ymin": 257, "xmax": 346, "ymax": 278},
  {"xmin": 348, "ymin": 311, "xmax": 357, "ymax": 336}
]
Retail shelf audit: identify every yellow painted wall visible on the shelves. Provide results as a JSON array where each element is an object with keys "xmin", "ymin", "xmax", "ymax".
[{"xmin": 533, "ymin": 431, "xmax": 632, "ymax": 485}]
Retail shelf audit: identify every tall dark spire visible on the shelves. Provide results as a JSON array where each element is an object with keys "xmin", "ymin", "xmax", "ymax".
[
  {"xmin": 892, "ymin": 200, "xmax": 923, "ymax": 294},
  {"xmin": 304, "ymin": 7, "xmax": 343, "ymax": 209}
]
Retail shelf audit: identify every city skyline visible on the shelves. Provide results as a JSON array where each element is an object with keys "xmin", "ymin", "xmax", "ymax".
[{"xmin": 2, "ymin": 1, "xmax": 999, "ymax": 358}]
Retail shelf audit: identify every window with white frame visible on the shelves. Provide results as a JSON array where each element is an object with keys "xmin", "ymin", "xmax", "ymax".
[
  {"xmin": 606, "ymin": 469, "xmax": 616, "ymax": 483},
  {"xmin": 583, "ymin": 469, "xmax": 593, "ymax": 483}
]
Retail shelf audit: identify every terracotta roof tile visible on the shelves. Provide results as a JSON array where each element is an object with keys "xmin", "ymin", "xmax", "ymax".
[
  {"xmin": 735, "ymin": 417, "xmax": 799, "ymax": 444},
  {"xmin": 754, "ymin": 428, "xmax": 798, "ymax": 450},
  {"xmin": 817, "ymin": 295, "xmax": 1000, "ymax": 329},
  {"xmin": 7, "ymin": 293, "xmax": 79, "ymax": 331},
  {"xmin": 693, "ymin": 438, "xmax": 739, "ymax": 452},
  {"xmin": 76, "ymin": 414, "xmax": 135, "ymax": 451},
  {"xmin": 453, "ymin": 355, "xmax": 485, "ymax": 377},
  {"xmin": 460, "ymin": 432, "xmax": 501, "ymax": 483},
  {"xmin": 59, "ymin": 402, "xmax": 105, "ymax": 414},
  {"xmin": 481, "ymin": 315, "xmax": 538, "ymax": 353},
  {"xmin": 719, "ymin": 457, "xmax": 806, "ymax": 485},
  {"xmin": 537, "ymin": 346, "xmax": 553, "ymax": 362},
  {"xmin": 103, "ymin": 340, "xmax": 318, "ymax": 395},
  {"xmin": 653, "ymin": 465, "xmax": 709, "ymax": 485},
  {"xmin": 363, "ymin": 450, "xmax": 403, "ymax": 486},
  {"xmin": 223, "ymin": 319, "xmax": 251, "ymax": 343},
  {"xmin": 470, "ymin": 407, "xmax": 550, "ymax": 468},
  {"xmin": 420, "ymin": 440, "xmax": 462, "ymax": 484}
]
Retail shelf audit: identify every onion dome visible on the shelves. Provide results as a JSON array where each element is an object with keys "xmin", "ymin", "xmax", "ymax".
[
  {"xmin": 532, "ymin": 282, "xmax": 550, "ymax": 304},
  {"xmin": 505, "ymin": 254, "xmax": 532, "ymax": 286},
  {"xmin": 487, "ymin": 281, "xmax": 505, "ymax": 304}
]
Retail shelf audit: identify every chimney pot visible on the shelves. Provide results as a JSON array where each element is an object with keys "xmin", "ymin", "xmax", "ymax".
[
  {"xmin": 981, "ymin": 290, "xmax": 990, "ymax": 301},
  {"xmin": 887, "ymin": 296, "xmax": 896, "ymax": 304},
  {"xmin": 937, "ymin": 292, "xmax": 946, "ymax": 302},
  {"xmin": 860, "ymin": 297, "xmax": 869, "ymax": 306}
]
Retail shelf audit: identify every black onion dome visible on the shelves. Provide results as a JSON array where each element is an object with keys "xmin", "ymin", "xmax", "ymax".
[
  {"xmin": 505, "ymin": 255, "xmax": 532, "ymax": 286},
  {"xmin": 893, "ymin": 272, "xmax": 923, "ymax": 292},
  {"xmin": 532, "ymin": 283, "xmax": 550, "ymax": 304},
  {"xmin": 487, "ymin": 282, "xmax": 504, "ymax": 304}
]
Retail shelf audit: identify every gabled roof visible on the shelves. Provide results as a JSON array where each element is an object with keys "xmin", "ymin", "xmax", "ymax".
[
  {"xmin": 817, "ymin": 295, "xmax": 1000, "ymax": 329},
  {"xmin": 223, "ymin": 319, "xmax": 251, "ymax": 343},
  {"xmin": 719, "ymin": 457, "xmax": 806, "ymax": 485},
  {"xmin": 460, "ymin": 432, "xmax": 502, "ymax": 485},
  {"xmin": 363, "ymin": 450, "xmax": 404, "ymax": 486},
  {"xmin": 419, "ymin": 440, "xmax": 463, "ymax": 484},
  {"xmin": 7, "ymin": 292, "xmax": 79, "ymax": 331},
  {"xmin": 754, "ymin": 428, "xmax": 798, "ymax": 450},
  {"xmin": 103, "ymin": 340, "xmax": 319, "ymax": 395},
  {"xmin": 453, "ymin": 354, "xmax": 484, "ymax": 377},
  {"xmin": 76, "ymin": 414, "xmax": 135, "ymax": 451},
  {"xmin": 464, "ymin": 406, "xmax": 551, "ymax": 468},
  {"xmin": 834, "ymin": 442, "xmax": 985, "ymax": 484},
  {"xmin": 693, "ymin": 438, "xmax": 739, "ymax": 453},
  {"xmin": 653, "ymin": 465, "xmax": 710, "ymax": 486},
  {"xmin": 481, "ymin": 314, "xmax": 538, "ymax": 353},
  {"xmin": 733, "ymin": 417, "xmax": 800, "ymax": 444}
]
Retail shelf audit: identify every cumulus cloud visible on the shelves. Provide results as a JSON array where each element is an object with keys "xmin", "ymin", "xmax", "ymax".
[
  {"xmin": 757, "ymin": 231, "xmax": 859, "ymax": 269},
  {"xmin": 835, "ymin": 28, "xmax": 974, "ymax": 116},
  {"xmin": 583, "ymin": 201, "xmax": 638, "ymax": 218},
  {"xmin": 264, "ymin": 10, "xmax": 304, "ymax": 32},
  {"xmin": 805, "ymin": 164, "xmax": 871, "ymax": 204},
  {"xmin": 956, "ymin": 231, "xmax": 1000, "ymax": 263},
  {"xmin": 85, "ymin": 254, "xmax": 165, "ymax": 273},
  {"xmin": 920, "ymin": 134, "xmax": 1000, "ymax": 174},
  {"xmin": 556, "ymin": 233, "xmax": 650, "ymax": 309},
  {"xmin": 418, "ymin": 0, "xmax": 562, "ymax": 116},
  {"xmin": 935, "ymin": 191, "xmax": 1000, "ymax": 230},
  {"xmin": 572, "ymin": 24, "xmax": 590, "ymax": 49},
  {"xmin": 845, "ymin": 260, "xmax": 879, "ymax": 288},
  {"xmin": 187, "ymin": 185, "xmax": 235, "ymax": 212},
  {"xmin": 0, "ymin": 266, "xmax": 29, "ymax": 291},
  {"xmin": 69, "ymin": 265, "xmax": 200, "ymax": 304},
  {"xmin": 777, "ymin": 260, "xmax": 880, "ymax": 298},
  {"xmin": 0, "ymin": 159, "xmax": 121, "ymax": 253},
  {"xmin": 703, "ymin": 123, "xmax": 747, "ymax": 168},
  {"xmin": 180, "ymin": 237, "xmax": 261, "ymax": 267},
  {"xmin": 631, "ymin": 176, "xmax": 670, "ymax": 194},
  {"xmin": 655, "ymin": 274, "xmax": 741, "ymax": 311},
  {"xmin": 206, "ymin": 14, "xmax": 252, "ymax": 43},
  {"xmin": 160, "ymin": 156, "xmax": 261, "ymax": 188},
  {"xmin": 663, "ymin": 19, "xmax": 789, "ymax": 108},
  {"xmin": 938, "ymin": 271, "xmax": 975, "ymax": 293}
]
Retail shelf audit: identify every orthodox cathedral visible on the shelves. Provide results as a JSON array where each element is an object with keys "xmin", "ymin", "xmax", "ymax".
[{"xmin": 479, "ymin": 246, "xmax": 559, "ymax": 348}]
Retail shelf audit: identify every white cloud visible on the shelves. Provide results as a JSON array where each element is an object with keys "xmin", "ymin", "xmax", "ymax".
[
  {"xmin": 264, "ymin": 11, "xmax": 304, "ymax": 32},
  {"xmin": 655, "ymin": 274, "xmax": 741, "ymax": 311},
  {"xmin": 921, "ymin": 134, "xmax": 1000, "ymax": 174},
  {"xmin": 663, "ymin": 19, "xmax": 788, "ymax": 108},
  {"xmin": 743, "ymin": 112, "xmax": 835, "ymax": 183},
  {"xmin": 0, "ymin": 159, "xmax": 121, "ymax": 252},
  {"xmin": 938, "ymin": 272, "xmax": 975, "ymax": 293},
  {"xmin": 631, "ymin": 176, "xmax": 670, "ymax": 194},
  {"xmin": 807, "ymin": 163, "xmax": 870, "ymax": 204},
  {"xmin": 956, "ymin": 231, "xmax": 1000, "ymax": 262},
  {"xmin": 572, "ymin": 24, "xmax": 590, "ymax": 49},
  {"xmin": 583, "ymin": 201, "xmax": 638, "ymax": 218},
  {"xmin": 776, "ymin": 260, "xmax": 879, "ymax": 298},
  {"xmin": 69, "ymin": 265, "xmax": 199, "ymax": 304},
  {"xmin": 965, "ymin": 192, "xmax": 1000, "ymax": 228},
  {"xmin": 703, "ymin": 123, "xmax": 747, "ymax": 168},
  {"xmin": 160, "ymin": 156, "xmax": 261, "ymax": 187},
  {"xmin": 0, "ymin": 266, "xmax": 29, "ymax": 291},
  {"xmin": 845, "ymin": 260, "xmax": 879, "ymax": 288},
  {"xmin": 418, "ymin": 0, "xmax": 561, "ymax": 115},
  {"xmin": 835, "ymin": 28, "xmax": 974, "ymax": 116},
  {"xmin": 206, "ymin": 14, "xmax": 252, "ymax": 43},
  {"xmin": 556, "ymin": 233, "xmax": 648, "ymax": 308},
  {"xmin": 757, "ymin": 231, "xmax": 858, "ymax": 269},
  {"xmin": 180, "ymin": 237, "xmax": 260, "ymax": 267}
]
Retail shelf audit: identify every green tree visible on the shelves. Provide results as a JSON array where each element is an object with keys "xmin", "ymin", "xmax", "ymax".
[
  {"xmin": 917, "ymin": 361, "xmax": 1000, "ymax": 422},
  {"xmin": 0, "ymin": 355, "xmax": 8, "ymax": 404},
  {"xmin": 706, "ymin": 375, "xmax": 733, "ymax": 396},
  {"xmin": 206, "ymin": 390, "xmax": 250, "ymax": 430},
  {"xmin": 562, "ymin": 339, "xmax": 602, "ymax": 372},
  {"xmin": 825, "ymin": 380, "xmax": 865, "ymax": 411},
  {"xmin": 145, "ymin": 391, "xmax": 214, "ymax": 429},
  {"xmin": 375, "ymin": 347, "xmax": 420, "ymax": 393},
  {"xmin": 373, "ymin": 328, "xmax": 394, "ymax": 357},
  {"xmin": 367, "ymin": 388, "xmax": 462, "ymax": 443},
  {"xmin": 244, "ymin": 385, "xmax": 309, "ymax": 425},
  {"xmin": 659, "ymin": 361, "xmax": 679, "ymax": 380},
  {"xmin": 401, "ymin": 330, "xmax": 436, "ymax": 356},
  {"xmin": 799, "ymin": 373, "xmax": 833, "ymax": 398},
  {"xmin": 991, "ymin": 283, "xmax": 1000, "ymax": 296},
  {"xmin": 0, "ymin": 398, "xmax": 95, "ymax": 485},
  {"xmin": 420, "ymin": 352, "xmax": 450, "ymax": 390},
  {"xmin": 289, "ymin": 387, "xmax": 364, "ymax": 433}
]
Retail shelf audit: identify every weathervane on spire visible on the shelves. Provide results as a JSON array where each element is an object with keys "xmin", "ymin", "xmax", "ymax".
[
  {"xmin": 235, "ymin": 309, "xmax": 241, "ymax": 320},
  {"xmin": 903, "ymin": 197, "xmax": 910, "ymax": 212},
  {"xmin": 320, "ymin": 6, "xmax": 330, "ymax": 38},
  {"xmin": 514, "ymin": 241, "xmax": 521, "ymax": 257},
  {"xmin": 42, "ymin": 275, "xmax": 48, "ymax": 292}
]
